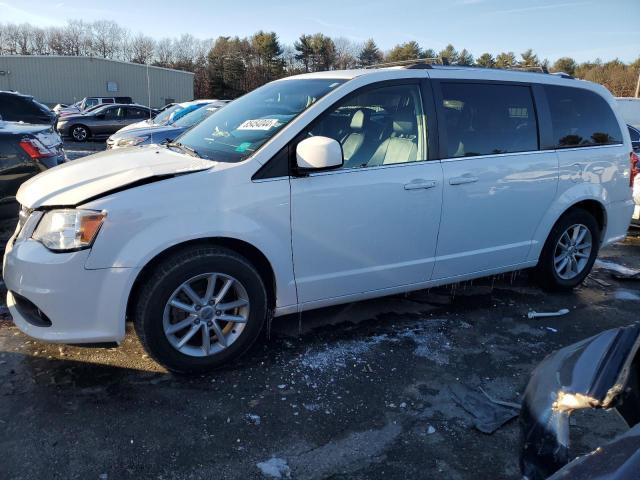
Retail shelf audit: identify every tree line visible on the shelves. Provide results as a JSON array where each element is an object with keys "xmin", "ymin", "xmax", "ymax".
[{"xmin": 1, "ymin": 20, "xmax": 638, "ymax": 99}]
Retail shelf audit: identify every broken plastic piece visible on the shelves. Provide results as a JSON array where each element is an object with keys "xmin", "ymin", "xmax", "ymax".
[
  {"xmin": 594, "ymin": 260, "xmax": 640, "ymax": 280},
  {"xmin": 527, "ymin": 309, "xmax": 569, "ymax": 319},
  {"xmin": 450, "ymin": 384, "xmax": 519, "ymax": 434}
]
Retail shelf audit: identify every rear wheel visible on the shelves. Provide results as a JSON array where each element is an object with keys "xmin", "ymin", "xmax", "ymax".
[
  {"xmin": 133, "ymin": 246, "xmax": 268, "ymax": 373},
  {"xmin": 70, "ymin": 124, "xmax": 89, "ymax": 142},
  {"xmin": 534, "ymin": 209, "xmax": 600, "ymax": 291}
]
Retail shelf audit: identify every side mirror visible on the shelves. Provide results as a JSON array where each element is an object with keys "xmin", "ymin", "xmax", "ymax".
[{"xmin": 296, "ymin": 136, "xmax": 343, "ymax": 172}]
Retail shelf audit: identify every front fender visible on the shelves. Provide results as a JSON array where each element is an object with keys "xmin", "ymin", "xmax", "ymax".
[{"xmin": 82, "ymin": 165, "xmax": 297, "ymax": 309}]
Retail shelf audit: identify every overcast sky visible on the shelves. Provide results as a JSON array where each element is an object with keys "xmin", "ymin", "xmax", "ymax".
[{"xmin": 1, "ymin": 0, "xmax": 638, "ymax": 62}]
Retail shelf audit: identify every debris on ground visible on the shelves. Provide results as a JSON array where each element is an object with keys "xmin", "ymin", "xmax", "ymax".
[
  {"xmin": 245, "ymin": 413, "xmax": 261, "ymax": 425},
  {"xmin": 594, "ymin": 260, "xmax": 640, "ymax": 280},
  {"xmin": 449, "ymin": 384, "xmax": 519, "ymax": 434},
  {"xmin": 527, "ymin": 308, "xmax": 570, "ymax": 319},
  {"xmin": 257, "ymin": 457, "xmax": 291, "ymax": 478},
  {"xmin": 614, "ymin": 290, "xmax": 640, "ymax": 301},
  {"xmin": 584, "ymin": 274, "xmax": 612, "ymax": 288}
]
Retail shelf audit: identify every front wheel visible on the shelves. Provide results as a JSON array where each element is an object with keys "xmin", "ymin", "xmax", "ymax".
[
  {"xmin": 133, "ymin": 246, "xmax": 268, "ymax": 373},
  {"xmin": 534, "ymin": 209, "xmax": 600, "ymax": 291}
]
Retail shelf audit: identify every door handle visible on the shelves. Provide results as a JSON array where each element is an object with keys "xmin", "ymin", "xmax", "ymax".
[
  {"xmin": 449, "ymin": 175, "xmax": 479, "ymax": 185},
  {"xmin": 404, "ymin": 179, "xmax": 437, "ymax": 190}
]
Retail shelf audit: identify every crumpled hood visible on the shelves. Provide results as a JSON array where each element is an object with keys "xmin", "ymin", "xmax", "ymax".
[{"xmin": 17, "ymin": 146, "xmax": 214, "ymax": 208}]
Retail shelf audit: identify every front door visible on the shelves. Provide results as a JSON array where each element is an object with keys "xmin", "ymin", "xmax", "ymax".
[
  {"xmin": 431, "ymin": 81, "xmax": 558, "ymax": 279},
  {"xmin": 290, "ymin": 81, "xmax": 443, "ymax": 305}
]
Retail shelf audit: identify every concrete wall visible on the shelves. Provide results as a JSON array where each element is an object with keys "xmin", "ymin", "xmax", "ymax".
[{"xmin": 0, "ymin": 56, "xmax": 194, "ymax": 108}]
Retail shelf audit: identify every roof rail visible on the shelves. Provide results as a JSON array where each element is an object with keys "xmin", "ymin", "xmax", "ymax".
[
  {"xmin": 506, "ymin": 65, "xmax": 549, "ymax": 74},
  {"xmin": 364, "ymin": 57, "xmax": 450, "ymax": 70},
  {"xmin": 550, "ymin": 71, "xmax": 575, "ymax": 79}
]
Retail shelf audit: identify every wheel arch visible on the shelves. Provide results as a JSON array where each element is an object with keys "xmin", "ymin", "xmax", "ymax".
[
  {"xmin": 125, "ymin": 237, "xmax": 277, "ymax": 322},
  {"xmin": 528, "ymin": 193, "xmax": 608, "ymax": 263}
]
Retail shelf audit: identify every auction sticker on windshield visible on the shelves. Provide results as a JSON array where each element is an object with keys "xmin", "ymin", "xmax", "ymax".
[{"xmin": 237, "ymin": 119, "xmax": 280, "ymax": 130}]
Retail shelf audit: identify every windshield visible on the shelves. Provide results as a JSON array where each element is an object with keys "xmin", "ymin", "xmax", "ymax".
[
  {"xmin": 170, "ymin": 103, "xmax": 207, "ymax": 124},
  {"xmin": 173, "ymin": 105, "xmax": 220, "ymax": 128},
  {"xmin": 176, "ymin": 79, "xmax": 345, "ymax": 162},
  {"xmin": 153, "ymin": 104, "xmax": 183, "ymax": 125}
]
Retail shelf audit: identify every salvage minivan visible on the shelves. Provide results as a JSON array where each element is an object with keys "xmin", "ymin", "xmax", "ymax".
[{"xmin": 3, "ymin": 63, "xmax": 636, "ymax": 372}]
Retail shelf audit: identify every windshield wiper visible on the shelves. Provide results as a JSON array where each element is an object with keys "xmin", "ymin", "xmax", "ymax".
[{"xmin": 166, "ymin": 141, "xmax": 201, "ymax": 158}]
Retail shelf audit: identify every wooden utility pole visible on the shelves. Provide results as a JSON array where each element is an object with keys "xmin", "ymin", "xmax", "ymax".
[{"xmin": 636, "ymin": 69, "xmax": 640, "ymax": 98}]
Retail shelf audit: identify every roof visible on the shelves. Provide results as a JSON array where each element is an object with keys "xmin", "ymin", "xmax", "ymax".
[
  {"xmin": 283, "ymin": 63, "xmax": 606, "ymax": 95},
  {"xmin": 0, "ymin": 55, "xmax": 195, "ymax": 76}
]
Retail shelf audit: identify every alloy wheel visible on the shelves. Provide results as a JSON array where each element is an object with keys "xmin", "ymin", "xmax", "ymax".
[
  {"xmin": 72, "ymin": 126, "xmax": 87, "ymax": 141},
  {"xmin": 553, "ymin": 223, "xmax": 592, "ymax": 280},
  {"xmin": 163, "ymin": 273, "xmax": 250, "ymax": 357}
]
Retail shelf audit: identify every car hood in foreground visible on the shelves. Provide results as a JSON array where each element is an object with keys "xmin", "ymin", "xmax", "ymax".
[
  {"xmin": 520, "ymin": 323, "xmax": 640, "ymax": 480},
  {"xmin": 17, "ymin": 146, "xmax": 214, "ymax": 209}
]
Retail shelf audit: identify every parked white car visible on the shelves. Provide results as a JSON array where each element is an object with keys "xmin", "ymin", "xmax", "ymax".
[
  {"xmin": 3, "ymin": 64, "xmax": 635, "ymax": 372},
  {"xmin": 116, "ymin": 99, "xmax": 227, "ymax": 134}
]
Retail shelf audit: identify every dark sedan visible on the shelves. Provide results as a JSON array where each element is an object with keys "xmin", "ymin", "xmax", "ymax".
[
  {"xmin": 56, "ymin": 104, "xmax": 155, "ymax": 141},
  {"xmin": 0, "ymin": 121, "xmax": 65, "ymax": 217}
]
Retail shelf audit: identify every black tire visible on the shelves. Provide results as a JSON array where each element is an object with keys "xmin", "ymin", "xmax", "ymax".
[
  {"xmin": 133, "ymin": 246, "xmax": 268, "ymax": 373},
  {"xmin": 534, "ymin": 209, "xmax": 600, "ymax": 292},
  {"xmin": 70, "ymin": 124, "xmax": 90, "ymax": 142}
]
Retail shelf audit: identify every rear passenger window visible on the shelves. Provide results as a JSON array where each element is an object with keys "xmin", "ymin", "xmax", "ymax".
[
  {"xmin": 545, "ymin": 85, "xmax": 622, "ymax": 148},
  {"xmin": 440, "ymin": 83, "xmax": 538, "ymax": 158},
  {"xmin": 126, "ymin": 108, "xmax": 148, "ymax": 119},
  {"xmin": 305, "ymin": 83, "xmax": 427, "ymax": 169}
]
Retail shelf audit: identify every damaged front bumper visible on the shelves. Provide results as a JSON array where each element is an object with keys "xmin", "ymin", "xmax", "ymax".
[{"xmin": 520, "ymin": 323, "xmax": 640, "ymax": 479}]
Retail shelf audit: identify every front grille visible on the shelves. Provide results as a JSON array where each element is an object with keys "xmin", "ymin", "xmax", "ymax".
[{"xmin": 11, "ymin": 291, "xmax": 52, "ymax": 327}]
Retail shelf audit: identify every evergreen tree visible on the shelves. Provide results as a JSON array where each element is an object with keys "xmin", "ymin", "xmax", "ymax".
[
  {"xmin": 476, "ymin": 52, "xmax": 495, "ymax": 68},
  {"xmin": 358, "ymin": 38, "xmax": 383, "ymax": 66}
]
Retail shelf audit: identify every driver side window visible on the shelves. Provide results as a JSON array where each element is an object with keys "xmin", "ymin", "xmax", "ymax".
[{"xmin": 305, "ymin": 83, "xmax": 427, "ymax": 169}]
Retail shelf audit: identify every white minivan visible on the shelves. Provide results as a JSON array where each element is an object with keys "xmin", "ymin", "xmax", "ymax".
[{"xmin": 3, "ymin": 64, "xmax": 636, "ymax": 372}]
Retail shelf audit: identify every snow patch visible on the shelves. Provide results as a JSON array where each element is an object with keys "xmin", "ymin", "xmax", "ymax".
[{"xmin": 257, "ymin": 457, "xmax": 290, "ymax": 478}]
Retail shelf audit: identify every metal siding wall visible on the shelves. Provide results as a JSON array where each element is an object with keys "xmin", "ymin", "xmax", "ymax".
[{"xmin": 0, "ymin": 56, "xmax": 194, "ymax": 108}]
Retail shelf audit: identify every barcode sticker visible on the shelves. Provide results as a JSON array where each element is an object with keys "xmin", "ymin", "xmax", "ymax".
[{"xmin": 237, "ymin": 119, "xmax": 280, "ymax": 130}]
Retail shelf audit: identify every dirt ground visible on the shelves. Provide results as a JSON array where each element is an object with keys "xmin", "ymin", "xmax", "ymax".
[{"xmin": 1, "ymin": 142, "xmax": 639, "ymax": 479}]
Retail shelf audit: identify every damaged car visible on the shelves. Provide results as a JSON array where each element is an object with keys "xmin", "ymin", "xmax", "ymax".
[
  {"xmin": 520, "ymin": 323, "xmax": 640, "ymax": 479},
  {"xmin": 3, "ymin": 64, "xmax": 635, "ymax": 373}
]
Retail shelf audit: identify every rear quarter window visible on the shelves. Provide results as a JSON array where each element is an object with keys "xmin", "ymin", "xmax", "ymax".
[{"xmin": 545, "ymin": 85, "xmax": 622, "ymax": 148}]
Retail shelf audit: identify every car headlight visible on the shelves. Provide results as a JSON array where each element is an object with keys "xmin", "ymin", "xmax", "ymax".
[
  {"xmin": 117, "ymin": 136, "xmax": 149, "ymax": 147},
  {"xmin": 32, "ymin": 209, "xmax": 107, "ymax": 251}
]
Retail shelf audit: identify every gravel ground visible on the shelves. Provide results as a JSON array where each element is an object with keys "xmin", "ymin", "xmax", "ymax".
[
  {"xmin": 1, "ymin": 144, "xmax": 639, "ymax": 479},
  {"xmin": 63, "ymin": 139, "xmax": 106, "ymax": 160}
]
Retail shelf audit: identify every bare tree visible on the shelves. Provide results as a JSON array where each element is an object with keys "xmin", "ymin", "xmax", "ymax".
[
  {"xmin": 91, "ymin": 20, "xmax": 126, "ymax": 59},
  {"xmin": 333, "ymin": 37, "xmax": 360, "ymax": 70},
  {"xmin": 128, "ymin": 34, "xmax": 155, "ymax": 64}
]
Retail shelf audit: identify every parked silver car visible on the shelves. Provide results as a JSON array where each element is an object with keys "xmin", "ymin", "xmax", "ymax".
[{"xmin": 56, "ymin": 104, "xmax": 155, "ymax": 141}]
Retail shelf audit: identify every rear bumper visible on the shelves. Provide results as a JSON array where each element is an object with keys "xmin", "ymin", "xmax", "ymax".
[
  {"xmin": 3, "ymin": 236, "xmax": 137, "ymax": 344},
  {"xmin": 603, "ymin": 198, "xmax": 635, "ymax": 245}
]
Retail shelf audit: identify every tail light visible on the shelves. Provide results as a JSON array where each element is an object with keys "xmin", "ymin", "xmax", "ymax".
[
  {"xmin": 18, "ymin": 138, "xmax": 56, "ymax": 159},
  {"xmin": 631, "ymin": 151, "xmax": 639, "ymax": 188}
]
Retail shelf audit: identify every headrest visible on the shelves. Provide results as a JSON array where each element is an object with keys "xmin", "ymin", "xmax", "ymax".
[
  {"xmin": 350, "ymin": 109, "xmax": 370, "ymax": 130},
  {"xmin": 393, "ymin": 111, "xmax": 416, "ymax": 135}
]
